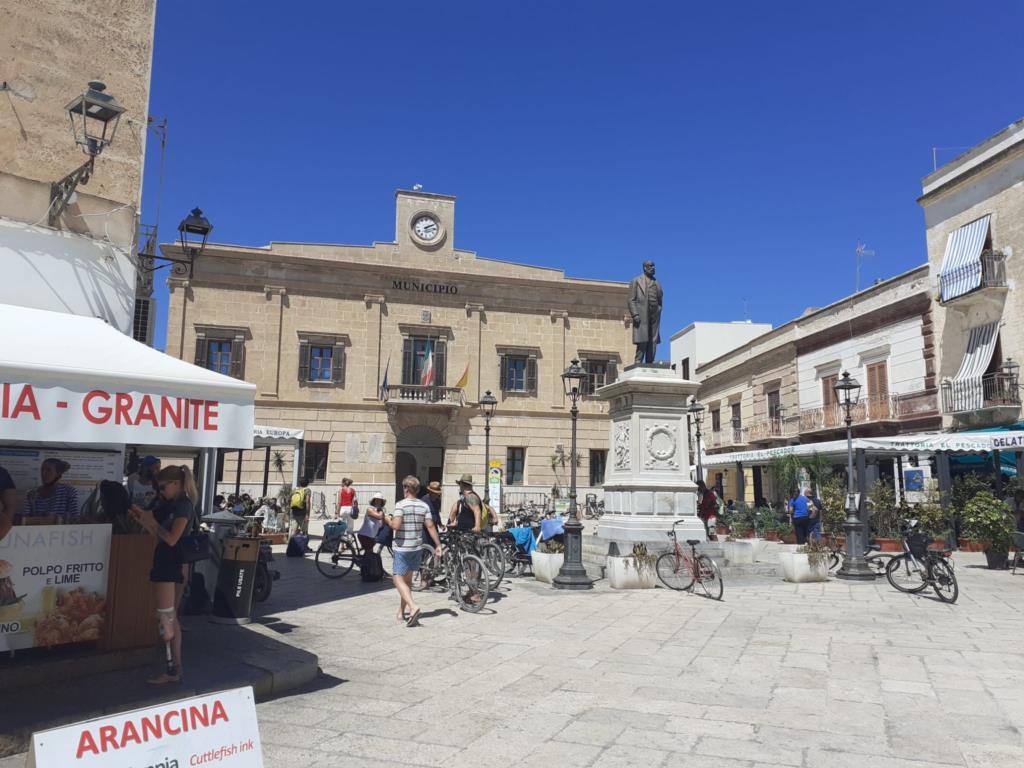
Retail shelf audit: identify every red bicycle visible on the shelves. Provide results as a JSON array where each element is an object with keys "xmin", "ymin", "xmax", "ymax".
[{"xmin": 656, "ymin": 519, "xmax": 724, "ymax": 600}]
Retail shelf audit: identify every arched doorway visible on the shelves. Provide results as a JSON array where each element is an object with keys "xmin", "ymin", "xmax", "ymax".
[{"xmin": 395, "ymin": 425, "xmax": 445, "ymax": 499}]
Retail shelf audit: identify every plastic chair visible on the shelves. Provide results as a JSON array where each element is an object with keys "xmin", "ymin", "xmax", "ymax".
[{"xmin": 1012, "ymin": 532, "xmax": 1024, "ymax": 575}]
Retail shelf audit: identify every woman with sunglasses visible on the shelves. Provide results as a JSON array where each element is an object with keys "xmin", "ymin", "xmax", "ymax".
[{"xmin": 129, "ymin": 464, "xmax": 197, "ymax": 685}]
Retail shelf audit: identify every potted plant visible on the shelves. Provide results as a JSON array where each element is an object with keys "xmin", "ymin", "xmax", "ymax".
[
  {"xmin": 868, "ymin": 480, "xmax": 901, "ymax": 551},
  {"xmin": 531, "ymin": 539, "xmax": 565, "ymax": 584},
  {"xmin": 607, "ymin": 543, "xmax": 657, "ymax": 589},
  {"xmin": 961, "ymin": 490, "xmax": 1015, "ymax": 569},
  {"xmin": 779, "ymin": 536, "xmax": 830, "ymax": 583}
]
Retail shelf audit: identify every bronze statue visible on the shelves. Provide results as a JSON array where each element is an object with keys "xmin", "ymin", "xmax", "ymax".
[{"xmin": 628, "ymin": 260, "xmax": 663, "ymax": 365}]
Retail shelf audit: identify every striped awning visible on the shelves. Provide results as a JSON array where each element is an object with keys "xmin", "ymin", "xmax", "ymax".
[
  {"xmin": 947, "ymin": 321, "xmax": 999, "ymax": 412},
  {"xmin": 938, "ymin": 215, "xmax": 990, "ymax": 301}
]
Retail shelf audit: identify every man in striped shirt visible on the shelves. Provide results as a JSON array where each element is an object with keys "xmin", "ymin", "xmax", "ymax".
[{"xmin": 384, "ymin": 475, "xmax": 443, "ymax": 627}]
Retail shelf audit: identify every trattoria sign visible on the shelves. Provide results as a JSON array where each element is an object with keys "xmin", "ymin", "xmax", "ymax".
[
  {"xmin": 28, "ymin": 687, "xmax": 263, "ymax": 767},
  {"xmin": 1, "ymin": 383, "xmax": 254, "ymax": 449}
]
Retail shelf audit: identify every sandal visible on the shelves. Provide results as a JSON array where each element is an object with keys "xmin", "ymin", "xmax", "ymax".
[
  {"xmin": 146, "ymin": 672, "xmax": 182, "ymax": 686},
  {"xmin": 406, "ymin": 608, "xmax": 421, "ymax": 627}
]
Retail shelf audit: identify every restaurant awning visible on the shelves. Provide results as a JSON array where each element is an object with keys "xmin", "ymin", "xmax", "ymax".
[
  {"xmin": 938, "ymin": 214, "xmax": 990, "ymax": 301},
  {"xmin": 702, "ymin": 430, "xmax": 1024, "ymax": 467},
  {"xmin": 0, "ymin": 304, "xmax": 256, "ymax": 449},
  {"xmin": 946, "ymin": 321, "xmax": 999, "ymax": 412},
  {"xmin": 253, "ymin": 425, "xmax": 304, "ymax": 446}
]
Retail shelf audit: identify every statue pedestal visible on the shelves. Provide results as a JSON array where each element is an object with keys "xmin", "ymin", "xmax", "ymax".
[{"xmin": 596, "ymin": 364, "xmax": 704, "ymax": 549}]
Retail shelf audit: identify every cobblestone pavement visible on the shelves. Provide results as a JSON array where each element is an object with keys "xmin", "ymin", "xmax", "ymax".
[{"xmin": 249, "ymin": 541, "xmax": 1024, "ymax": 768}]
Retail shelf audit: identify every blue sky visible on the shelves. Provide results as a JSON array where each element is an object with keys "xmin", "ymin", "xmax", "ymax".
[{"xmin": 143, "ymin": 1, "xmax": 1024, "ymax": 356}]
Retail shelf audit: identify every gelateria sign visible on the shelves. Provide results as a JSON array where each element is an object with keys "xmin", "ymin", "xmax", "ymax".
[
  {"xmin": 391, "ymin": 279, "xmax": 459, "ymax": 295},
  {"xmin": 0, "ymin": 383, "xmax": 254, "ymax": 449},
  {"xmin": 27, "ymin": 687, "xmax": 263, "ymax": 767}
]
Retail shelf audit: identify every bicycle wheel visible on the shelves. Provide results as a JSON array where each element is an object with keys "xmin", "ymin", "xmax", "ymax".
[
  {"xmin": 694, "ymin": 555, "xmax": 723, "ymax": 600},
  {"xmin": 454, "ymin": 554, "xmax": 491, "ymax": 613},
  {"xmin": 656, "ymin": 552, "xmax": 694, "ymax": 591},
  {"xmin": 412, "ymin": 544, "xmax": 440, "ymax": 591},
  {"xmin": 315, "ymin": 538, "xmax": 356, "ymax": 578},
  {"xmin": 477, "ymin": 541, "xmax": 505, "ymax": 589},
  {"xmin": 885, "ymin": 554, "xmax": 928, "ymax": 593},
  {"xmin": 930, "ymin": 559, "xmax": 958, "ymax": 604}
]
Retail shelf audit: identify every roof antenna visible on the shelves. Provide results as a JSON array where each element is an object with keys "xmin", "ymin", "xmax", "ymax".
[
  {"xmin": 412, "ymin": 183, "xmax": 423, "ymax": 191},
  {"xmin": 855, "ymin": 242, "xmax": 875, "ymax": 293}
]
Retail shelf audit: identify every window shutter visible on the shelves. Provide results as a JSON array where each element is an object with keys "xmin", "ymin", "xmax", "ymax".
[
  {"xmin": 435, "ymin": 339, "xmax": 447, "ymax": 387},
  {"xmin": 402, "ymin": 337, "xmax": 414, "ymax": 386},
  {"xmin": 499, "ymin": 354, "xmax": 508, "ymax": 391},
  {"xmin": 607, "ymin": 360, "xmax": 618, "ymax": 386},
  {"xmin": 298, "ymin": 340, "xmax": 310, "ymax": 382},
  {"xmin": 526, "ymin": 357, "xmax": 538, "ymax": 394},
  {"xmin": 194, "ymin": 334, "xmax": 208, "ymax": 367},
  {"xmin": 229, "ymin": 334, "xmax": 245, "ymax": 379},
  {"xmin": 332, "ymin": 343, "xmax": 345, "ymax": 386}
]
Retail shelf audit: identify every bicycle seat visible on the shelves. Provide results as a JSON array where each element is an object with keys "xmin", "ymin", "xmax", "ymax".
[
  {"xmin": 685, "ymin": 539, "xmax": 701, "ymax": 546},
  {"xmin": 865, "ymin": 543, "xmax": 881, "ymax": 552}
]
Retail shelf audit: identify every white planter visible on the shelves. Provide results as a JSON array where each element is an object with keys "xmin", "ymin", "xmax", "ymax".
[
  {"xmin": 779, "ymin": 551, "xmax": 829, "ymax": 583},
  {"xmin": 721, "ymin": 540, "xmax": 756, "ymax": 565},
  {"xmin": 750, "ymin": 538, "xmax": 768, "ymax": 561},
  {"xmin": 531, "ymin": 551, "xmax": 564, "ymax": 584},
  {"xmin": 606, "ymin": 556, "xmax": 657, "ymax": 589}
]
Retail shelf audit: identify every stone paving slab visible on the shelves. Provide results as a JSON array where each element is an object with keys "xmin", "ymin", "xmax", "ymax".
[{"xmin": 2, "ymin": 545, "xmax": 1023, "ymax": 768}]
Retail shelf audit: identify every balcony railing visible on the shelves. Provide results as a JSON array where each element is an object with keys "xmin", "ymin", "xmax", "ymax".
[
  {"xmin": 383, "ymin": 384, "xmax": 465, "ymax": 407},
  {"xmin": 747, "ymin": 416, "xmax": 799, "ymax": 443},
  {"xmin": 799, "ymin": 395, "xmax": 899, "ymax": 433},
  {"xmin": 939, "ymin": 250, "xmax": 1007, "ymax": 302},
  {"xmin": 706, "ymin": 427, "xmax": 747, "ymax": 450},
  {"xmin": 941, "ymin": 373, "xmax": 1020, "ymax": 414}
]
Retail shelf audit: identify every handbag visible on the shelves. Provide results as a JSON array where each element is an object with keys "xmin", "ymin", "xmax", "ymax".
[
  {"xmin": 374, "ymin": 519, "xmax": 394, "ymax": 548},
  {"xmin": 350, "ymin": 499, "xmax": 359, "ymax": 520},
  {"xmin": 175, "ymin": 531, "xmax": 212, "ymax": 564}
]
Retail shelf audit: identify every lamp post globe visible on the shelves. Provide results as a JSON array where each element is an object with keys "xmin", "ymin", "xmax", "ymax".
[
  {"xmin": 65, "ymin": 81, "xmax": 125, "ymax": 157},
  {"xmin": 553, "ymin": 359, "xmax": 593, "ymax": 590},
  {"xmin": 480, "ymin": 390, "xmax": 498, "ymax": 504},
  {"xmin": 833, "ymin": 371, "xmax": 874, "ymax": 581}
]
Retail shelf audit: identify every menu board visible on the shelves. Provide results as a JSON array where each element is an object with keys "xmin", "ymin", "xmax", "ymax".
[
  {"xmin": 0, "ymin": 447, "xmax": 123, "ymax": 516},
  {"xmin": 0, "ymin": 523, "xmax": 112, "ymax": 651}
]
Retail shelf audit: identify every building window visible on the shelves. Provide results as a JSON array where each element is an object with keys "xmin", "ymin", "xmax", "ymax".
[
  {"xmin": 711, "ymin": 408, "xmax": 721, "ymax": 432},
  {"xmin": 506, "ymin": 447, "xmax": 525, "ymax": 486},
  {"xmin": 822, "ymin": 373, "xmax": 839, "ymax": 407},
  {"xmin": 581, "ymin": 358, "xmax": 617, "ymax": 396},
  {"xmin": 298, "ymin": 336, "xmax": 346, "ymax": 386},
  {"xmin": 767, "ymin": 390, "xmax": 781, "ymax": 420},
  {"xmin": 589, "ymin": 449, "xmax": 607, "ymax": 486},
  {"xmin": 403, "ymin": 336, "xmax": 447, "ymax": 387},
  {"xmin": 681, "ymin": 357, "xmax": 690, "ymax": 380},
  {"xmin": 303, "ymin": 442, "xmax": 329, "ymax": 483},
  {"xmin": 865, "ymin": 361, "xmax": 889, "ymax": 419},
  {"xmin": 731, "ymin": 402, "xmax": 741, "ymax": 429},
  {"xmin": 195, "ymin": 331, "xmax": 245, "ymax": 379},
  {"xmin": 500, "ymin": 354, "xmax": 538, "ymax": 394}
]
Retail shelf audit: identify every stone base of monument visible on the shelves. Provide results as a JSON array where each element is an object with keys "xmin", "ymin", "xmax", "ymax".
[{"xmin": 593, "ymin": 364, "xmax": 706, "ymax": 564}]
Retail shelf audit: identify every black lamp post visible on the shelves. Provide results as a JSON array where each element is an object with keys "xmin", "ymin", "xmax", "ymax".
[
  {"xmin": 480, "ymin": 390, "xmax": 498, "ymax": 504},
  {"xmin": 49, "ymin": 81, "xmax": 126, "ymax": 226},
  {"xmin": 139, "ymin": 208, "xmax": 213, "ymax": 279},
  {"xmin": 834, "ymin": 371, "xmax": 874, "ymax": 581},
  {"xmin": 688, "ymin": 398, "xmax": 705, "ymax": 484},
  {"xmin": 553, "ymin": 359, "xmax": 593, "ymax": 590}
]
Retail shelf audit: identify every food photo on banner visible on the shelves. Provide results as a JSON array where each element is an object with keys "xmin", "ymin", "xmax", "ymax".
[{"xmin": 27, "ymin": 686, "xmax": 263, "ymax": 768}]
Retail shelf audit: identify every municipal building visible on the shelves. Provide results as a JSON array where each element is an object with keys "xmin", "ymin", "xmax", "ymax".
[{"xmin": 163, "ymin": 190, "xmax": 633, "ymax": 510}]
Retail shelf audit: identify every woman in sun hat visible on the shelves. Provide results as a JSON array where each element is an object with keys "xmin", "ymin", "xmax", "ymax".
[{"xmin": 356, "ymin": 492, "xmax": 387, "ymax": 554}]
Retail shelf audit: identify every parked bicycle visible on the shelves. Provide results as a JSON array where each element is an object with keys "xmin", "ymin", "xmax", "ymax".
[
  {"xmin": 655, "ymin": 519, "xmax": 723, "ymax": 600},
  {"xmin": 583, "ymin": 494, "xmax": 605, "ymax": 519},
  {"xmin": 414, "ymin": 531, "xmax": 492, "ymax": 612},
  {"xmin": 885, "ymin": 519, "xmax": 958, "ymax": 603},
  {"xmin": 825, "ymin": 535, "xmax": 894, "ymax": 574},
  {"xmin": 315, "ymin": 521, "xmax": 359, "ymax": 578}
]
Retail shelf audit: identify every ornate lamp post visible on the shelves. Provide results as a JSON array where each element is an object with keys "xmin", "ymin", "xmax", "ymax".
[
  {"xmin": 553, "ymin": 359, "xmax": 593, "ymax": 590},
  {"xmin": 834, "ymin": 371, "xmax": 874, "ymax": 581},
  {"xmin": 139, "ymin": 208, "xmax": 214, "ymax": 279},
  {"xmin": 480, "ymin": 390, "xmax": 498, "ymax": 504},
  {"xmin": 688, "ymin": 398, "xmax": 705, "ymax": 484}
]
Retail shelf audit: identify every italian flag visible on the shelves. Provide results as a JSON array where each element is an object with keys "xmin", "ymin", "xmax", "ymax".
[{"xmin": 421, "ymin": 342, "xmax": 435, "ymax": 386}]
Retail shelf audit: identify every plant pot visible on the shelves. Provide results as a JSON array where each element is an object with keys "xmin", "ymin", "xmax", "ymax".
[
  {"xmin": 716, "ymin": 525, "xmax": 729, "ymax": 535},
  {"xmin": 531, "ymin": 551, "xmax": 564, "ymax": 584},
  {"xmin": 782, "ymin": 534, "xmax": 797, "ymax": 545},
  {"xmin": 875, "ymin": 538, "xmax": 902, "ymax": 553},
  {"xmin": 765, "ymin": 531, "xmax": 779, "ymax": 542},
  {"xmin": 740, "ymin": 529, "xmax": 755, "ymax": 539},
  {"xmin": 985, "ymin": 548, "xmax": 1009, "ymax": 570},
  {"xmin": 606, "ymin": 556, "xmax": 657, "ymax": 589},
  {"xmin": 778, "ymin": 551, "xmax": 829, "ymax": 583},
  {"xmin": 959, "ymin": 538, "xmax": 985, "ymax": 553}
]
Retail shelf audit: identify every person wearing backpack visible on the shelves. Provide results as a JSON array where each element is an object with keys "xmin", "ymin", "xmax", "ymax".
[
  {"xmin": 289, "ymin": 478, "xmax": 311, "ymax": 538},
  {"xmin": 446, "ymin": 474, "xmax": 482, "ymax": 533}
]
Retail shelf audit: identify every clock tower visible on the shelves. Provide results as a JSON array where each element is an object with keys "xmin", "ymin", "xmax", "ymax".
[{"xmin": 395, "ymin": 189, "xmax": 456, "ymax": 257}]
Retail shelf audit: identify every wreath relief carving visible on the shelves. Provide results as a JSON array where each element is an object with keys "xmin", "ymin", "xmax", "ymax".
[{"xmin": 644, "ymin": 423, "xmax": 678, "ymax": 469}]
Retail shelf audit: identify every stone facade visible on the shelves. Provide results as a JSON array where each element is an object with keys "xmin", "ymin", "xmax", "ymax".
[
  {"xmin": 919, "ymin": 118, "xmax": 1024, "ymax": 430},
  {"xmin": 165, "ymin": 190, "xmax": 633, "ymax": 509}
]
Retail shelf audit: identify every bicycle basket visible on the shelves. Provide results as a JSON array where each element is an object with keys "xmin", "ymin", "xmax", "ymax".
[
  {"xmin": 323, "ymin": 520, "xmax": 348, "ymax": 542},
  {"xmin": 906, "ymin": 533, "xmax": 929, "ymax": 559}
]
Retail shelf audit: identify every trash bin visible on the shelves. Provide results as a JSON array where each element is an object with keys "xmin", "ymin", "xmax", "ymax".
[{"xmin": 211, "ymin": 536, "xmax": 259, "ymax": 625}]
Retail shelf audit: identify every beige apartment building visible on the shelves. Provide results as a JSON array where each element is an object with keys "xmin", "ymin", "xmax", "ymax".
[
  {"xmin": 695, "ymin": 265, "xmax": 941, "ymax": 504},
  {"xmin": 921, "ymin": 118, "xmax": 1023, "ymax": 431},
  {"xmin": 163, "ymin": 190, "xmax": 633, "ymax": 507}
]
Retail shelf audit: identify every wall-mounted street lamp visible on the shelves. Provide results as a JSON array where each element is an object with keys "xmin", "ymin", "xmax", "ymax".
[
  {"xmin": 139, "ymin": 208, "xmax": 213, "ymax": 279},
  {"xmin": 49, "ymin": 81, "xmax": 126, "ymax": 226}
]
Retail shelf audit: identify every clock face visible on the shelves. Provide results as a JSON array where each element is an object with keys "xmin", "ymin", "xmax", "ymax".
[{"xmin": 413, "ymin": 215, "xmax": 440, "ymax": 241}]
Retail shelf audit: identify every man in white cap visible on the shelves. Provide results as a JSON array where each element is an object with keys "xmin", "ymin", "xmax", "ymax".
[{"xmin": 447, "ymin": 473, "xmax": 481, "ymax": 533}]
